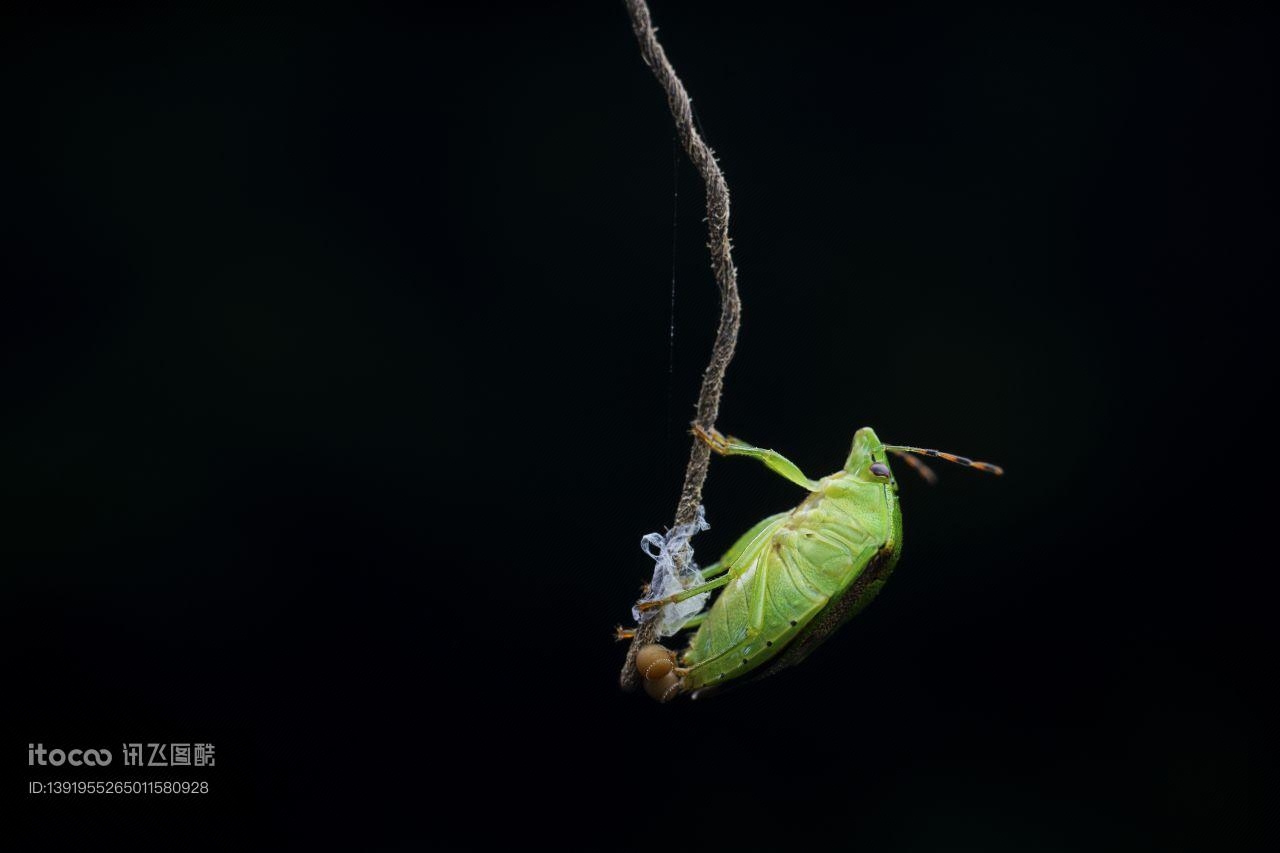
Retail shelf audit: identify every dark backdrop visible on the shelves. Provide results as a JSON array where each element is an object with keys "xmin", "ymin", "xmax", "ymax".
[{"xmin": 4, "ymin": 1, "xmax": 1273, "ymax": 850}]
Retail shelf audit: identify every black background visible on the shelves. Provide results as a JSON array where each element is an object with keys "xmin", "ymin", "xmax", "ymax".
[{"xmin": 4, "ymin": 1, "xmax": 1274, "ymax": 850}]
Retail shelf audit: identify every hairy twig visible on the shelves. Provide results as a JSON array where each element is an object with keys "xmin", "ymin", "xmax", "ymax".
[{"xmin": 620, "ymin": 0, "xmax": 742, "ymax": 691}]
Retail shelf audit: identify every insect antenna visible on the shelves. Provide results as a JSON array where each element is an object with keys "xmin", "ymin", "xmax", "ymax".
[
  {"xmin": 884, "ymin": 444, "xmax": 1004, "ymax": 476},
  {"xmin": 888, "ymin": 449, "xmax": 939, "ymax": 485}
]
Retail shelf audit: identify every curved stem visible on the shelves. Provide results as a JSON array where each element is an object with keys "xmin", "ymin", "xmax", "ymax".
[{"xmin": 620, "ymin": 0, "xmax": 743, "ymax": 690}]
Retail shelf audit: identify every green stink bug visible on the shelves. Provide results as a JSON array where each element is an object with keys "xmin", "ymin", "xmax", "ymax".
[{"xmin": 626, "ymin": 425, "xmax": 1002, "ymax": 700}]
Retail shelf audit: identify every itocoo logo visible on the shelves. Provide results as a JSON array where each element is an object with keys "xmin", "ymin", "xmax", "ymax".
[{"xmin": 28, "ymin": 744, "xmax": 113, "ymax": 766}]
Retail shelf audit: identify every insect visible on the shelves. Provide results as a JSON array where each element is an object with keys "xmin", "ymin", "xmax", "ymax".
[{"xmin": 624, "ymin": 425, "xmax": 1002, "ymax": 701}]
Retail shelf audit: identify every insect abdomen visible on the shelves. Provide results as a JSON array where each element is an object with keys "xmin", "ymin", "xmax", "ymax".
[
  {"xmin": 761, "ymin": 541, "xmax": 901, "ymax": 676},
  {"xmin": 762, "ymin": 491, "xmax": 904, "ymax": 674},
  {"xmin": 682, "ymin": 498, "xmax": 884, "ymax": 690},
  {"xmin": 681, "ymin": 474, "xmax": 897, "ymax": 693}
]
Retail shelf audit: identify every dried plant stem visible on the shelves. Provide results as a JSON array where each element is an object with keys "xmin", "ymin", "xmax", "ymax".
[{"xmin": 620, "ymin": 0, "xmax": 742, "ymax": 691}]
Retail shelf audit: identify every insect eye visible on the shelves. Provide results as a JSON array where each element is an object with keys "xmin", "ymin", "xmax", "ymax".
[{"xmin": 869, "ymin": 462, "xmax": 891, "ymax": 478}]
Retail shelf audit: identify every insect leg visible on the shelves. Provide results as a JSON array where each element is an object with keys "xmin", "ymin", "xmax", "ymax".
[
  {"xmin": 619, "ymin": 621, "xmax": 705, "ymax": 641},
  {"xmin": 617, "ymin": 609, "xmax": 706, "ymax": 641},
  {"xmin": 705, "ymin": 512, "xmax": 789, "ymax": 578},
  {"xmin": 694, "ymin": 425, "xmax": 820, "ymax": 491},
  {"xmin": 700, "ymin": 560, "xmax": 729, "ymax": 580},
  {"xmin": 634, "ymin": 573, "xmax": 734, "ymax": 612}
]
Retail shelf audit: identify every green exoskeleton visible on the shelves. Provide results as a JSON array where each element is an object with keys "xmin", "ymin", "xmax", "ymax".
[{"xmin": 624, "ymin": 425, "xmax": 1002, "ymax": 701}]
